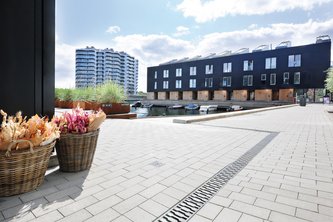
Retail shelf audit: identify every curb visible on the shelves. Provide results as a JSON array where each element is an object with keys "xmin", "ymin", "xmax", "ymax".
[{"xmin": 173, "ymin": 104, "xmax": 297, "ymax": 124}]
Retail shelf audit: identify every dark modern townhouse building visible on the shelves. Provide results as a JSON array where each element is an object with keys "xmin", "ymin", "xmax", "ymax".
[{"xmin": 147, "ymin": 36, "xmax": 331, "ymax": 103}]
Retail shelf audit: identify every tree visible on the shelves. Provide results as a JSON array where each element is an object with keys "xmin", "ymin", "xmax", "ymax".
[{"xmin": 325, "ymin": 68, "xmax": 333, "ymax": 92}]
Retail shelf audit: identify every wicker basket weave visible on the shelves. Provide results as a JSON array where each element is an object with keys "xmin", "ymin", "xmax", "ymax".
[
  {"xmin": 56, "ymin": 130, "xmax": 99, "ymax": 172},
  {"xmin": 0, "ymin": 141, "xmax": 56, "ymax": 197}
]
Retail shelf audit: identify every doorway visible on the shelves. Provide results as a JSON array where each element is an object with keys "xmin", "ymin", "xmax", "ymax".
[
  {"xmin": 192, "ymin": 91, "xmax": 198, "ymax": 100},
  {"xmin": 227, "ymin": 91, "xmax": 233, "ymax": 100},
  {"xmin": 208, "ymin": 91, "xmax": 214, "ymax": 100},
  {"xmin": 166, "ymin": 92, "xmax": 170, "ymax": 100},
  {"xmin": 248, "ymin": 91, "xmax": 255, "ymax": 100},
  {"xmin": 178, "ymin": 91, "xmax": 183, "ymax": 100},
  {"xmin": 272, "ymin": 90, "xmax": 279, "ymax": 101}
]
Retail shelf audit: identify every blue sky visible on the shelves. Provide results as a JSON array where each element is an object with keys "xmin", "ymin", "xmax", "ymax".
[{"xmin": 55, "ymin": 0, "xmax": 333, "ymax": 91}]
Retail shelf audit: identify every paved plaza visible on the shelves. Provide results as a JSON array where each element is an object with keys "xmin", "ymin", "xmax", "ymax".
[{"xmin": 1, "ymin": 104, "xmax": 333, "ymax": 222}]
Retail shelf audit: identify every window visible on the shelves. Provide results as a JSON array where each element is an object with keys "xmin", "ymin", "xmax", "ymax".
[
  {"xmin": 154, "ymin": 71, "xmax": 157, "ymax": 79},
  {"xmin": 265, "ymin": 57, "xmax": 276, "ymax": 69},
  {"xmin": 189, "ymin": 79, "xmax": 196, "ymax": 88},
  {"xmin": 205, "ymin": 65, "xmax": 213, "ymax": 74},
  {"xmin": 243, "ymin": 75, "xmax": 253, "ymax": 86},
  {"xmin": 175, "ymin": 80, "xmax": 182, "ymax": 88},
  {"xmin": 243, "ymin": 60, "xmax": 254, "ymax": 71},
  {"xmin": 190, "ymin": 66, "xmax": 197, "ymax": 76},
  {"xmin": 270, "ymin": 73, "xmax": 276, "ymax": 85},
  {"xmin": 154, "ymin": 82, "xmax": 157, "ymax": 89},
  {"xmin": 288, "ymin": 54, "xmax": 301, "ymax": 67},
  {"xmin": 223, "ymin": 62, "xmax": 232, "ymax": 73},
  {"xmin": 283, "ymin": 72, "xmax": 289, "ymax": 84},
  {"xmin": 294, "ymin": 72, "xmax": 300, "ymax": 84},
  {"xmin": 248, "ymin": 75, "xmax": 253, "ymax": 86},
  {"xmin": 222, "ymin": 77, "xmax": 232, "ymax": 87},
  {"xmin": 163, "ymin": 81, "xmax": 169, "ymax": 89},
  {"xmin": 261, "ymin": 74, "xmax": 266, "ymax": 81},
  {"xmin": 163, "ymin": 70, "xmax": 169, "ymax": 78},
  {"xmin": 176, "ymin": 68, "xmax": 182, "ymax": 77},
  {"xmin": 205, "ymin": 78, "xmax": 213, "ymax": 87}
]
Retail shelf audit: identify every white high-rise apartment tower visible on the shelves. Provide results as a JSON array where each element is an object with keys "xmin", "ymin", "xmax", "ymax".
[{"xmin": 75, "ymin": 47, "xmax": 138, "ymax": 95}]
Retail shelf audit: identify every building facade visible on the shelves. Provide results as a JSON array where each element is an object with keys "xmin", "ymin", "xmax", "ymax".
[
  {"xmin": 147, "ymin": 36, "xmax": 331, "ymax": 102},
  {"xmin": 76, "ymin": 47, "xmax": 138, "ymax": 95}
]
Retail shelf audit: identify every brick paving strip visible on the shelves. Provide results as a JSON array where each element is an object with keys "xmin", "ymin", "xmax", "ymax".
[{"xmin": 155, "ymin": 126, "xmax": 278, "ymax": 222}]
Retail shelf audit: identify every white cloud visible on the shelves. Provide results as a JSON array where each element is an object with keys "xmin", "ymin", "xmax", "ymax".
[
  {"xmin": 55, "ymin": 18, "xmax": 333, "ymax": 92},
  {"xmin": 194, "ymin": 18, "xmax": 333, "ymax": 56},
  {"xmin": 174, "ymin": 26, "xmax": 190, "ymax": 37},
  {"xmin": 177, "ymin": 0, "xmax": 333, "ymax": 23},
  {"xmin": 106, "ymin": 26, "xmax": 120, "ymax": 34},
  {"xmin": 55, "ymin": 41, "xmax": 76, "ymax": 88}
]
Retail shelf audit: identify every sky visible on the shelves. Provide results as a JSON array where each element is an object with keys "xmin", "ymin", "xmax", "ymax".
[{"xmin": 55, "ymin": 0, "xmax": 333, "ymax": 92}]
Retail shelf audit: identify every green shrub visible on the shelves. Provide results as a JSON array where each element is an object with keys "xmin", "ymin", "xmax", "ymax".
[
  {"xmin": 55, "ymin": 88, "xmax": 63, "ymax": 100},
  {"xmin": 56, "ymin": 88, "xmax": 74, "ymax": 101},
  {"xmin": 96, "ymin": 81, "xmax": 126, "ymax": 103}
]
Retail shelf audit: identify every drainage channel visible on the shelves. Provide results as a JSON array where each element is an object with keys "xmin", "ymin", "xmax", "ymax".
[{"xmin": 154, "ymin": 131, "xmax": 279, "ymax": 222}]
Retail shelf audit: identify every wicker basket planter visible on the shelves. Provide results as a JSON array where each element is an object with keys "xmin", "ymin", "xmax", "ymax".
[
  {"xmin": 0, "ymin": 141, "xmax": 56, "ymax": 197},
  {"xmin": 56, "ymin": 129, "xmax": 99, "ymax": 172}
]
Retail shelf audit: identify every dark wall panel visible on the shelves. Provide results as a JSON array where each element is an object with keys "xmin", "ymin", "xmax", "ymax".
[
  {"xmin": 147, "ymin": 41, "xmax": 331, "ymax": 92},
  {"xmin": 0, "ymin": 0, "xmax": 55, "ymax": 117}
]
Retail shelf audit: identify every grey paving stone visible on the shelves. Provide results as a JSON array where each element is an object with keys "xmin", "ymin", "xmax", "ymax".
[
  {"xmin": 296, "ymin": 208, "xmax": 333, "ymax": 222},
  {"xmin": 139, "ymin": 183, "xmax": 167, "ymax": 199},
  {"xmin": 57, "ymin": 209, "xmax": 92, "ymax": 222},
  {"xmin": 241, "ymin": 187, "xmax": 276, "ymax": 201},
  {"xmin": 4, "ymin": 211, "xmax": 35, "ymax": 222},
  {"xmin": 45, "ymin": 186, "xmax": 82, "ymax": 202},
  {"xmin": 189, "ymin": 214, "xmax": 213, "ymax": 222},
  {"xmin": 58, "ymin": 196, "xmax": 98, "ymax": 216},
  {"xmin": 124, "ymin": 207, "xmax": 155, "ymax": 222},
  {"xmin": 162, "ymin": 187, "xmax": 187, "ymax": 200},
  {"xmin": 113, "ymin": 194, "xmax": 146, "ymax": 214},
  {"xmin": 230, "ymin": 201, "xmax": 270, "ymax": 219},
  {"xmin": 93, "ymin": 184, "xmax": 125, "ymax": 201},
  {"xmin": 139, "ymin": 199, "xmax": 168, "ymax": 217},
  {"xmin": 99, "ymin": 176, "xmax": 127, "ymax": 189},
  {"xmin": 19, "ymin": 186, "xmax": 59, "ymax": 203},
  {"xmin": 0, "ymin": 197, "xmax": 23, "ymax": 211},
  {"xmin": 86, "ymin": 195, "xmax": 122, "ymax": 215},
  {"xmin": 213, "ymin": 208, "xmax": 241, "ymax": 222},
  {"xmin": 276, "ymin": 195, "xmax": 317, "ymax": 212},
  {"xmin": 32, "ymin": 197, "xmax": 75, "ymax": 217},
  {"xmin": 298, "ymin": 193, "xmax": 333, "ymax": 207},
  {"xmin": 84, "ymin": 208, "xmax": 120, "ymax": 222},
  {"xmin": 2, "ymin": 197, "xmax": 47, "ymax": 219},
  {"xmin": 151, "ymin": 193, "xmax": 179, "ymax": 208},
  {"xmin": 255, "ymin": 198, "xmax": 295, "ymax": 216},
  {"xmin": 269, "ymin": 211, "xmax": 308, "ymax": 222},
  {"xmin": 238, "ymin": 214, "xmax": 264, "ymax": 222},
  {"xmin": 229, "ymin": 192, "xmax": 256, "ymax": 204},
  {"xmin": 116, "ymin": 184, "xmax": 146, "ymax": 199},
  {"xmin": 210, "ymin": 195, "xmax": 233, "ymax": 207},
  {"xmin": 318, "ymin": 205, "xmax": 333, "ymax": 217},
  {"xmin": 112, "ymin": 215, "xmax": 132, "ymax": 222},
  {"xmin": 32, "ymin": 210, "xmax": 63, "ymax": 222},
  {"xmin": 197, "ymin": 202, "xmax": 223, "ymax": 220}
]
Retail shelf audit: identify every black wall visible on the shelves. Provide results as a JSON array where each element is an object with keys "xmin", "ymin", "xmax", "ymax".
[
  {"xmin": 0, "ymin": 0, "xmax": 55, "ymax": 117},
  {"xmin": 147, "ymin": 41, "xmax": 331, "ymax": 92}
]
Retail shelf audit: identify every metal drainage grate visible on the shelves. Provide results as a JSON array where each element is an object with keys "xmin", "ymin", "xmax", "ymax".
[{"xmin": 154, "ymin": 132, "xmax": 278, "ymax": 222}]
